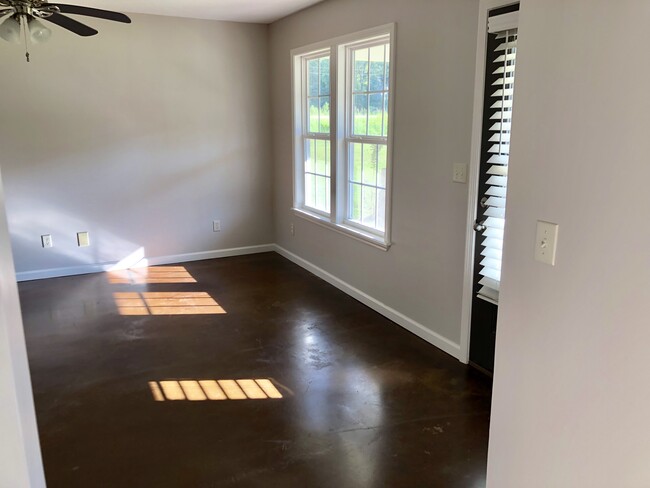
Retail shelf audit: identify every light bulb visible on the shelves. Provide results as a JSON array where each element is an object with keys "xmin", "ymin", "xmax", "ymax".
[
  {"xmin": 0, "ymin": 16, "xmax": 21, "ymax": 44},
  {"xmin": 28, "ymin": 19, "xmax": 51, "ymax": 44}
]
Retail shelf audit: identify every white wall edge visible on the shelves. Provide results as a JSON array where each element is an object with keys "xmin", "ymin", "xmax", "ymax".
[
  {"xmin": 15, "ymin": 244, "xmax": 276, "ymax": 282},
  {"xmin": 273, "ymin": 244, "xmax": 461, "ymax": 360}
]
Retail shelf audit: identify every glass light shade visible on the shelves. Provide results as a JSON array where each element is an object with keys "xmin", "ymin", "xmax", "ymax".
[
  {"xmin": 0, "ymin": 16, "xmax": 21, "ymax": 44},
  {"xmin": 29, "ymin": 19, "xmax": 51, "ymax": 44}
]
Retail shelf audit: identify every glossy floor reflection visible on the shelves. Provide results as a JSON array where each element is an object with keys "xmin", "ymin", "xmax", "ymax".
[{"xmin": 20, "ymin": 252, "xmax": 492, "ymax": 488}]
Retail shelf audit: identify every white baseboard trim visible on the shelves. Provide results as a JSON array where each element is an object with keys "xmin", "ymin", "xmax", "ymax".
[
  {"xmin": 272, "ymin": 244, "xmax": 461, "ymax": 360},
  {"xmin": 15, "ymin": 244, "xmax": 275, "ymax": 282}
]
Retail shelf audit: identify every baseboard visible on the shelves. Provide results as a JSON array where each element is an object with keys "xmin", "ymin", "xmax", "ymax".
[
  {"xmin": 272, "ymin": 245, "xmax": 461, "ymax": 360},
  {"xmin": 15, "ymin": 244, "xmax": 275, "ymax": 282}
]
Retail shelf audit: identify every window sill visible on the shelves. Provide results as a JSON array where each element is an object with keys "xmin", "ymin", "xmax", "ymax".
[{"xmin": 292, "ymin": 208, "xmax": 391, "ymax": 251}]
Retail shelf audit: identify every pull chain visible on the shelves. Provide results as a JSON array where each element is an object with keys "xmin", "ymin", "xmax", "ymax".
[{"xmin": 20, "ymin": 15, "xmax": 30, "ymax": 62}]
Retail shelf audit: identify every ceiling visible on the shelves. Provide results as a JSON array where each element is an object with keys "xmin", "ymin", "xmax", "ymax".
[{"xmin": 75, "ymin": 0, "xmax": 324, "ymax": 24}]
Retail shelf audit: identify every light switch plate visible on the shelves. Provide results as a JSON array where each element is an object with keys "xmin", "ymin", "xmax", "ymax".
[
  {"xmin": 535, "ymin": 221, "xmax": 558, "ymax": 265},
  {"xmin": 41, "ymin": 234, "xmax": 53, "ymax": 248},
  {"xmin": 77, "ymin": 232, "xmax": 90, "ymax": 247},
  {"xmin": 453, "ymin": 163, "xmax": 468, "ymax": 183}
]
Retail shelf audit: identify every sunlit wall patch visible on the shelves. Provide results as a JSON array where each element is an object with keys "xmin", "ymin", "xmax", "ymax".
[{"xmin": 149, "ymin": 379, "xmax": 284, "ymax": 402}]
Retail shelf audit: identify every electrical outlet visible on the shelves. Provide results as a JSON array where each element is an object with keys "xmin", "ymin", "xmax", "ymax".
[
  {"xmin": 453, "ymin": 163, "xmax": 468, "ymax": 183},
  {"xmin": 213, "ymin": 220, "xmax": 221, "ymax": 232},
  {"xmin": 41, "ymin": 234, "xmax": 53, "ymax": 248},
  {"xmin": 77, "ymin": 232, "xmax": 90, "ymax": 247},
  {"xmin": 534, "ymin": 221, "xmax": 559, "ymax": 265},
  {"xmin": 290, "ymin": 223, "xmax": 295, "ymax": 236}
]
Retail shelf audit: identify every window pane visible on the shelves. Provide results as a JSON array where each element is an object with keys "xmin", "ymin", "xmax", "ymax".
[
  {"xmin": 369, "ymin": 44, "xmax": 385, "ymax": 91},
  {"xmin": 368, "ymin": 93, "xmax": 383, "ymax": 136},
  {"xmin": 305, "ymin": 173, "xmax": 315, "ymax": 209},
  {"xmin": 384, "ymin": 45, "xmax": 390, "ymax": 89},
  {"xmin": 353, "ymin": 94, "xmax": 368, "ymax": 135},
  {"xmin": 378, "ymin": 144, "xmax": 387, "ymax": 188},
  {"xmin": 383, "ymin": 93, "xmax": 389, "ymax": 137},
  {"xmin": 319, "ymin": 97, "xmax": 330, "ymax": 133},
  {"xmin": 377, "ymin": 189, "xmax": 386, "ymax": 232},
  {"xmin": 308, "ymin": 97, "xmax": 319, "ymax": 133},
  {"xmin": 362, "ymin": 186, "xmax": 377, "ymax": 228},
  {"xmin": 353, "ymin": 48, "xmax": 369, "ymax": 92},
  {"xmin": 315, "ymin": 175, "xmax": 330, "ymax": 212},
  {"xmin": 315, "ymin": 140, "xmax": 329, "ymax": 175},
  {"xmin": 349, "ymin": 183, "xmax": 362, "ymax": 221},
  {"xmin": 350, "ymin": 143, "xmax": 362, "ymax": 183},
  {"xmin": 362, "ymin": 144, "xmax": 377, "ymax": 186},
  {"xmin": 308, "ymin": 59, "xmax": 319, "ymax": 97},
  {"xmin": 320, "ymin": 57, "xmax": 330, "ymax": 96},
  {"xmin": 305, "ymin": 139, "xmax": 315, "ymax": 173}
]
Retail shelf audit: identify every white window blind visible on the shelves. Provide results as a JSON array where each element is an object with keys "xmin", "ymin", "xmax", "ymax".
[{"xmin": 477, "ymin": 22, "xmax": 517, "ymax": 304}]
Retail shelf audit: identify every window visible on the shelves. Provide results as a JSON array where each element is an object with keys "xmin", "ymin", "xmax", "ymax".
[{"xmin": 292, "ymin": 25, "xmax": 395, "ymax": 249}]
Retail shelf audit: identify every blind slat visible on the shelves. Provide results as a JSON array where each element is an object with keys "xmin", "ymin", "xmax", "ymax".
[
  {"xmin": 488, "ymin": 132, "xmax": 511, "ymax": 143},
  {"xmin": 487, "ymin": 154, "xmax": 509, "ymax": 165},
  {"xmin": 489, "ymin": 122, "xmax": 512, "ymax": 131},
  {"xmin": 481, "ymin": 246, "xmax": 503, "ymax": 260},
  {"xmin": 484, "ymin": 206, "xmax": 506, "ymax": 218},
  {"xmin": 480, "ymin": 256, "xmax": 502, "ymax": 271},
  {"xmin": 485, "ymin": 216, "xmax": 505, "ymax": 229},
  {"xmin": 488, "ymin": 143, "xmax": 509, "ymax": 154},
  {"xmin": 486, "ymin": 175, "xmax": 507, "ymax": 187},
  {"xmin": 486, "ymin": 186, "xmax": 507, "ymax": 198},
  {"xmin": 491, "ymin": 88, "xmax": 514, "ymax": 98},
  {"xmin": 482, "ymin": 227, "xmax": 504, "ymax": 239},
  {"xmin": 478, "ymin": 265, "xmax": 501, "ymax": 281},
  {"xmin": 492, "ymin": 76, "xmax": 516, "ymax": 87}
]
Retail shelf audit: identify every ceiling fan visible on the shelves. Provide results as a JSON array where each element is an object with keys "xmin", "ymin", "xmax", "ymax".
[{"xmin": 0, "ymin": 0, "xmax": 131, "ymax": 61}]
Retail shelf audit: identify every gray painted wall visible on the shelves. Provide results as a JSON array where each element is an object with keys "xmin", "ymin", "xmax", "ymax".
[
  {"xmin": 487, "ymin": 1, "xmax": 650, "ymax": 486},
  {"xmin": 0, "ymin": 168, "xmax": 45, "ymax": 488},
  {"xmin": 0, "ymin": 14, "xmax": 273, "ymax": 274},
  {"xmin": 270, "ymin": 0, "xmax": 479, "ymax": 348}
]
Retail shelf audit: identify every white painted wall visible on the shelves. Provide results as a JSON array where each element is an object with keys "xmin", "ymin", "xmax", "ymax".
[
  {"xmin": 0, "ymin": 14, "xmax": 273, "ymax": 276},
  {"xmin": 487, "ymin": 1, "xmax": 650, "ymax": 486},
  {"xmin": 270, "ymin": 0, "xmax": 479, "ymax": 352},
  {"xmin": 0, "ymin": 169, "xmax": 45, "ymax": 488}
]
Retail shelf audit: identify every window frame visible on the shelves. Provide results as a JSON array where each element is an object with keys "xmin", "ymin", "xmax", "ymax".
[{"xmin": 291, "ymin": 24, "xmax": 396, "ymax": 251}]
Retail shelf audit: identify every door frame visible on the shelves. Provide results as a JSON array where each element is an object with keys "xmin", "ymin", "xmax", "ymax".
[{"xmin": 459, "ymin": 0, "xmax": 520, "ymax": 364}]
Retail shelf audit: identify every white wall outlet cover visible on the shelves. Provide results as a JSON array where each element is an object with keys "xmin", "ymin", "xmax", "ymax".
[
  {"xmin": 534, "ymin": 221, "xmax": 559, "ymax": 265},
  {"xmin": 77, "ymin": 232, "xmax": 90, "ymax": 247},
  {"xmin": 453, "ymin": 163, "xmax": 468, "ymax": 183},
  {"xmin": 213, "ymin": 220, "xmax": 221, "ymax": 232}
]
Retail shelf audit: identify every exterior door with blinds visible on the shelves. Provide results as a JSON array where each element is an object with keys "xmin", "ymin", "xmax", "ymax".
[{"xmin": 469, "ymin": 4, "xmax": 519, "ymax": 374}]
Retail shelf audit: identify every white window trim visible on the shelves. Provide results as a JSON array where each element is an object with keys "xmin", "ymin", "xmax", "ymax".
[{"xmin": 291, "ymin": 23, "xmax": 396, "ymax": 251}]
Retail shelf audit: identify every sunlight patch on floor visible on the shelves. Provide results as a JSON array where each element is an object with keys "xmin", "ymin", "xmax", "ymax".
[
  {"xmin": 107, "ymin": 266, "xmax": 197, "ymax": 284},
  {"xmin": 114, "ymin": 292, "xmax": 226, "ymax": 315},
  {"xmin": 149, "ymin": 379, "xmax": 283, "ymax": 402}
]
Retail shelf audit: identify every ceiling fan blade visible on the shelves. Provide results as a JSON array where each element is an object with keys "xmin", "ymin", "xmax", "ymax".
[
  {"xmin": 49, "ymin": 4, "xmax": 131, "ymax": 23},
  {"xmin": 42, "ymin": 12, "xmax": 98, "ymax": 36}
]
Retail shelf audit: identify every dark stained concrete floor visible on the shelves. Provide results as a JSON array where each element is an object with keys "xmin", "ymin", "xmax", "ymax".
[{"xmin": 19, "ymin": 252, "xmax": 492, "ymax": 488}]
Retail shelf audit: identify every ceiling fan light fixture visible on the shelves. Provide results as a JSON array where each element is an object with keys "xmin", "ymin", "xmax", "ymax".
[
  {"xmin": 0, "ymin": 16, "xmax": 21, "ymax": 44},
  {"xmin": 28, "ymin": 18, "xmax": 51, "ymax": 44}
]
